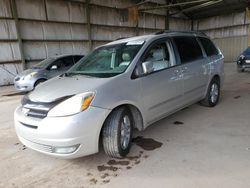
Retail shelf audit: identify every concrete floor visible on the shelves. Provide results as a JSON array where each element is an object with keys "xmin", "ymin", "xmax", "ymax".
[{"xmin": 0, "ymin": 63, "xmax": 250, "ymax": 188}]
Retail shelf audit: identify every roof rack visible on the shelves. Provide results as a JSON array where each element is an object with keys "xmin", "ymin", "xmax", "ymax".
[
  {"xmin": 155, "ymin": 30, "xmax": 207, "ymax": 36},
  {"xmin": 115, "ymin": 37, "xmax": 129, "ymax": 41}
]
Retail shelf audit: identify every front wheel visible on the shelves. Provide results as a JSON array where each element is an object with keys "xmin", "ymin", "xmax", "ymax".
[
  {"xmin": 34, "ymin": 79, "xmax": 46, "ymax": 88},
  {"xmin": 237, "ymin": 67, "xmax": 244, "ymax": 72},
  {"xmin": 200, "ymin": 78, "xmax": 220, "ymax": 107},
  {"xmin": 102, "ymin": 107, "xmax": 133, "ymax": 158}
]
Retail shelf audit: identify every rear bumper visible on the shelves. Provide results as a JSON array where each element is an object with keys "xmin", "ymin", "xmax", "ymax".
[{"xmin": 14, "ymin": 105, "xmax": 111, "ymax": 159}]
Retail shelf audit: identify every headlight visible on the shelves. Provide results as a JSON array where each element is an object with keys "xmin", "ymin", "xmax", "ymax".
[
  {"xmin": 240, "ymin": 55, "xmax": 245, "ymax": 59},
  {"xmin": 24, "ymin": 72, "xmax": 37, "ymax": 79},
  {"xmin": 47, "ymin": 92, "xmax": 95, "ymax": 117}
]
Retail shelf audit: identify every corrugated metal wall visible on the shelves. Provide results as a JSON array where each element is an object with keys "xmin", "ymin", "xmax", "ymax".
[
  {"xmin": 194, "ymin": 11, "xmax": 249, "ymax": 62},
  {"xmin": 0, "ymin": 0, "xmax": 22, "ymax": 85},
  {"xmin": 0, "ymin": 0, "xmax": 191, "ymax": 86},
  {"xmin": 213, "ymin": 36, "xmax": 247, "ymax": 62},
  {"xmin": 0, "ymin": 0, "xmax": 249, "ymax": 85}
]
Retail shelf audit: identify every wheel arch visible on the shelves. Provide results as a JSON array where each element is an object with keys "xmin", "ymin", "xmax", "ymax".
[
  {"xmin": 34, "ymin": 78, "xmax": 47, "ymax": 87},
  {"xmin": 104, "ymin": 103, "xmax": 144, "ymax": 131},
  {"xmin": 212, "ymin": 74, "xmax": 220, "ymax": 83},
  {"xmin": 97, "ymin": 103, "xmax": 144, "ymax": 154},
  {"xmin": 206, "ymin": 74, "xmax": 221, "ymax": 95}
]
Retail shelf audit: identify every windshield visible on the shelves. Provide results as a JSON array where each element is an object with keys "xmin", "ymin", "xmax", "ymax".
[
  {"xmin": 33, "ymin": 57, "xmax": 55, "ymax": 69},
  {"xmin": 243, "ymin": 47, "xmax": 250, "ymax": 55},
  {"xmin": 67, "ymin": 42, "xmax": 144, "ymax": 78}
]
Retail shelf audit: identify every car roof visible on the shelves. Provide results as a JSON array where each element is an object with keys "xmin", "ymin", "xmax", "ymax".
[
  {"xmin": 105, "ymin": 30, "xmax": 209, "ymax": 46},
  {"xmin": 106, "ymin": 35, "xmax": 156, "ymax": 46},
  {"xmin": 51, "ymin": 54, "xmax": 84, "ymax": 59}
]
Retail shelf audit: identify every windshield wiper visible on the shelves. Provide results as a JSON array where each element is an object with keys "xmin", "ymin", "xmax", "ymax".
[{"xmin": 61, "ymin": 72, "xmax": 95, "ymax": 78}]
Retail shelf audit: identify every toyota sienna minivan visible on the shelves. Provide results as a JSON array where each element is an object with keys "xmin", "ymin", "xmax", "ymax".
[{"xmin": 14, "ymin": 31, "xmax": 224, "ymax": 159}]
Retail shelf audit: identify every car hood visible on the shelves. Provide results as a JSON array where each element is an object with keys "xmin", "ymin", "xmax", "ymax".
[
  {"xmin": 17, "ymin": 68, "xmax": 41, "ymax": 77},
  {"xmin": 28, "ymin": 75, "xmax": 111, "ymax": 103}
]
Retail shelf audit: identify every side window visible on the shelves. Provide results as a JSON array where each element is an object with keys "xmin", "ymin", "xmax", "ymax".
[
  {"xmin": 174, "ymin": 37, "xmax": 203, "ymax": 63},
  {"xmin": 62, "ymin": 56, "xmax": 74, "ymax": 68},
  {"xmin": 143, "ymin": 41, "xmax": 175, "ymax": 72},
  {"xmin": 199, "ymin": 37, "xmax": 219, "ymax": 57},
  {"xmin": 48, "ymin": 59, "xmax": 64, "ymax": 70},
  {"xmin": 73, "ymin": 56, "xmax": 83, "ymax": 63}
]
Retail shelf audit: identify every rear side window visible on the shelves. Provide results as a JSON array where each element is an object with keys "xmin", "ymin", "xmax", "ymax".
[
  {"xmin": 73, "ymin": 55, "xmax": 83, "ymax": 63},
  {"xmin": 173, "ymin": 37, "xmax": 203, "ymax": 63},
  {"xmin": 199, "ymin": 37, "xmax": 219, "ymax": 56},
  {"xmin": 62, "ymin": 56, "xmax": 74, "ymax": 67},
  {"xmin": 48, "ymin": 59, "xmax": 64, "ymax": 70}
]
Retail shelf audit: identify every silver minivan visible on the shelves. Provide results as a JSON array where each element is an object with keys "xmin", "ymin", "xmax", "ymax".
[{"xmin": 14, "ymin": 31, "xmax": 224, "ymax": 159}]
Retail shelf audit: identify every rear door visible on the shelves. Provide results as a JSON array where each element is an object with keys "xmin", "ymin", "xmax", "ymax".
[
  {"xmin": 139, "ymin": 38, "xmax": 183, "ymax": 125},
  {"xmin": 173, "ymin": 36, "xmax": 207, "ymax": 104}
]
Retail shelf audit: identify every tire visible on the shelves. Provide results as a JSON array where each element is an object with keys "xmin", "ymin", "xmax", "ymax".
[
  {"xmin": 102, "ymin": 107, "xmax": 133, "ymax": 158},
  {"xmin": 34, "ymin": 79, "xmax": 46, "ymax": 88},
  {"xmin": 237, "ymin": 67, "xmax": 244, "ymax": 72},
  {"xmin": 200, "ymin": 78, "xmax": 220, "ymax": 107}
]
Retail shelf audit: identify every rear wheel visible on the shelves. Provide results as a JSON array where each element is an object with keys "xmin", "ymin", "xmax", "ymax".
[
  {"xmin": 200, "ymin": 78, "xmax": 220, "ymax": 107},
  {"xmin": 102, "ymin": 107, "xmax": 133, "ymax": 158}
]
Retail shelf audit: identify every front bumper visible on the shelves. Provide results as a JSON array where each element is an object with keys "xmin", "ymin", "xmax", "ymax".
[
  {"xmin": 14, "ymin": 77, "xmax": 35, "ymax": 92},
  {"xmin": 14, "ymin": 105, "xmax": 110, "ymax": 159},
  {"xmin": 237, "ymin": 59, "xmax": 250, "ymax": 69}
]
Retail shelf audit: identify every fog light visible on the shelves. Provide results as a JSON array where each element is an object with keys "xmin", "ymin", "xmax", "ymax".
[{"xmin": 53, "ymin": 144, "xmax": 80, "ymax": 154}]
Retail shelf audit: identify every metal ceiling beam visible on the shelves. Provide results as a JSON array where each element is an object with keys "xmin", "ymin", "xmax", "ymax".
[
  {"xmin": 169, "ymin": 0, "xmax": 223, "ymax": 16},
  {"xmin": 138, "ymin": 0, "xmax": 211, "ymax": 11},
  {"xmin": 190, "ymin": 3, "xmax": 247, "ymax": 19}
]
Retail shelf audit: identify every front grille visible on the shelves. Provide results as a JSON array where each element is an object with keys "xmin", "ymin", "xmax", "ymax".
[
  {"xmin": 19, "ymin": 137, "xmax": 53, "ymax": 153},
  {"xmin": 27, "ymin": 109, "xmax": 48, "ymax": 119},
  {"xmin": 21, "ymin": 95, "xmax": 72, "ymax": 119},
  {"xmin": 23, "ymin": 105, "xmax": 49, "ymax": 119}
]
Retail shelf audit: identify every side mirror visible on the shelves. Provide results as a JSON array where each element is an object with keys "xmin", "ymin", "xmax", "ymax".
[
  {"xmin": 51, "ymin": 65, "xmax": 58, "ymax": 70},
  {"xmin": 142, "ymin": 61, "xmax": 154, "ymax": 75}
]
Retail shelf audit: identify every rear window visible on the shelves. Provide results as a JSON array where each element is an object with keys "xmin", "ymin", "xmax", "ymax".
[
  {"xmin": 199, "ymin": 37, "xmax": 219, "ymax": 57},
  {"xmin": 173, "ymin": 37, "xmax": 203, "ymax": 63}
]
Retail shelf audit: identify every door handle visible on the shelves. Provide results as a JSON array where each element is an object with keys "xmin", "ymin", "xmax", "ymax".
[
  {"xmin": 171, "ymin": 70, "xmax": 180, "ymax": 80},
  {"xmin": 181, "ymin": 67, "xmax": 188, "ymax": 73},
  {"xmin": 173, "ymin": 70, "xmax": 180, "ymax": 75},
  {"xmin": 174, "ymin": 70, "xmax": 179, "ymax": 73}
]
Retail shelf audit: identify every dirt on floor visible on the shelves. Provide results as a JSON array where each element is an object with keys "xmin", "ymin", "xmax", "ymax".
[{"xmin": 0, "ymin": 63, "xmax": 250, "ymax": 188}]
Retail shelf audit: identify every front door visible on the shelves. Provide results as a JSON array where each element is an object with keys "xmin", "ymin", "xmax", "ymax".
[
  {"xmin": 139, "ymin": 39, "xmax": 183, "ymax": 125},
  {"xmin": 46, "ymin": 56, "xmax": 74, "ymax": 78}
]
